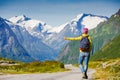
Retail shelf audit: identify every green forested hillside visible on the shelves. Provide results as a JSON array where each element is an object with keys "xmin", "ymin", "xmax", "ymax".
[
  {"xmin": 58, "ymin": 9, "xmax": 120, "ymax": 64},
  {"xmin": 89, "ymin": 13, "xmax": 120, "ymax": 53},
  {"xmin": 90, "ymin": 34, "xmax": 120, "ymax": 61},
  {"xmin": 90, "ymin": 34, "xmax": 120, "ymax": 79},
  {"xmin": 91, "ymin": 41, "xmax": 120, "ymax": 80}
]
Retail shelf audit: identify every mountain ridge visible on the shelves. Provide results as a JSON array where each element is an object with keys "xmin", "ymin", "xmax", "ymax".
[
  {"xmin": 6, "ymin": 19, "xmax": 57, "ymax": 61},
  {"xmin": 0, "ymin": 13, "xmax": 108, "ymax": 62},
  {"xmin": 57, "ymin": 9, "xmax": 120, "ymax": 64},
  {"xmin": 0, "ymin": 17, "xmax": 34, "ymax": 62},
  {"xmin": 44, "ymin": 13, "xmax": 108, "ymax": 50},
  {"xmin": 91, "ymin": 34, "xmax": 120, "ymax": 61}
]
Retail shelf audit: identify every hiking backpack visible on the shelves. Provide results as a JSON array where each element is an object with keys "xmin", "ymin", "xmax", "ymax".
[{"xmin": 80, "ymin": 36, "xmax": 90, "ymax": 51}]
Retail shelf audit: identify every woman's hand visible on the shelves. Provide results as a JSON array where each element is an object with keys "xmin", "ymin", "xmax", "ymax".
[{"xmin": 64, "ymin": 37, "xmax": 67, "ymax": 40}]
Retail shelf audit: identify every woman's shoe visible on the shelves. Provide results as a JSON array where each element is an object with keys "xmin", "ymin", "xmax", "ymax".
[{"xmin": 82, "ymin": 72, "xmax": 88, "ymax": 79}]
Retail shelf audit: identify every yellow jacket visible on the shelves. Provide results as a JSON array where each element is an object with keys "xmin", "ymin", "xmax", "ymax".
[{"xmin": 65, "ymin": 34, "xmax": 92, "ymax": 52}]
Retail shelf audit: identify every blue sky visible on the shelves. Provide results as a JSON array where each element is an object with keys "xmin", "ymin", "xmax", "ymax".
[{"xmin": 0, "ymin": 0, "xmax": 120, "ymax": 27}]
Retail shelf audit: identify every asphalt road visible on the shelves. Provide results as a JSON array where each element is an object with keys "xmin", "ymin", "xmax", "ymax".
[{"xmin": 0, "ymin": 64, "xmax": 95, "ymax": 80}]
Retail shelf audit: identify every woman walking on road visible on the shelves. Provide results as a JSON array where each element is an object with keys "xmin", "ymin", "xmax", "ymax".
[{"xmin": 64, "ymin": 28, "xmax": 93, "ymax": 79}]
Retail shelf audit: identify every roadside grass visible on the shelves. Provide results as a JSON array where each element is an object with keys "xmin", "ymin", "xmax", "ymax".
[
  {"xmin": 0, "ymin": 60, "xmax": 67, "ymax": 74},
  {"xmin": 89, "ymin": 58, "xmax": 120, "ymax": 80},
  {"xmin": 71, "ymin": 58, "xmax": 120, "ymax": 80}
]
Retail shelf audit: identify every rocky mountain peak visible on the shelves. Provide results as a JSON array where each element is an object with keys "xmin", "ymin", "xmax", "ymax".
[
  {"xmin": 0, "ymin": 17, "xmax": 34, "ymax": 62},
  {"xmin": 9, "ymin": 15, "xmax": 30, "ymax": 23},
  {"xmin": 116, "ymin": 9, "xmax": 120, "ymax": 16}
]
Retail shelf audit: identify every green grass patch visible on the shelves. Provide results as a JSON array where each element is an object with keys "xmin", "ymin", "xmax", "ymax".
[
  {"xmin": 89, "ymin": 59, "xmax": 120, "ymax": 80},
  {"xmin": 0, "ymin": 60, "xmax": 66, "ymax": 74}
]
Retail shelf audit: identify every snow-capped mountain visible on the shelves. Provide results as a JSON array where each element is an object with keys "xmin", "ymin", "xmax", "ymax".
[
  {"xmin": 6, "ymin": 15, "xmax": 58, "ymax": 61},
  {"xmin": 48, "ymin": 13, "xmax": 108, "ymax": 34},
  {"xmin": 48, "ymin": 23, "xmax": 68, "ymax": 33},
  {"xmin": 45, "ymin": 13, "xmax": 108, "ymax": 50},
  {"xmin": 1, "ymin": 13, "xmax": 108, "ymax": 62},
  {"xmin": 75, "ymin": 14, "xmax": 108, "ymax": 29},
  {"xmin": 0, "ymin": 17, "xmax": 34, "ymax": 62},
  {"xmin": 8, "ymin": 15, "xmax": 30, "ymax": 23},
  {"xmin": 9, "ymin": 14, "xmax": 108, "ymax": 44},
  {"xmin": 9, "ymin": 15, "xmax": 53, "ymax": 39},
  {"xmin": 9, "ymin": 14, "xmax": 108, "ymax": 51}
]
